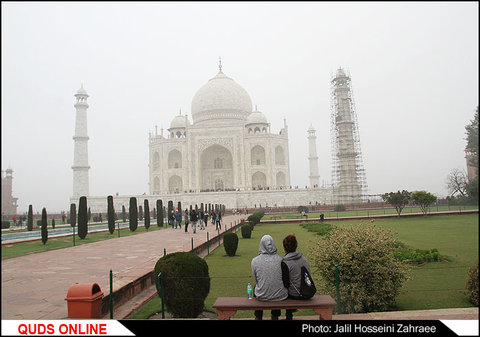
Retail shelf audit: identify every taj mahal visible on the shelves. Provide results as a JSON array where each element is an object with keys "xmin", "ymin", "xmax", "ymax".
[{"xmin": 71, "ymin": 61, "xmax": 366, "ymax": 212}]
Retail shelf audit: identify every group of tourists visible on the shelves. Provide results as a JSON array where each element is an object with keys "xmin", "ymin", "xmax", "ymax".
[
  {"xmin": 167, "ymin": 209, "xmax": 223, "ymax": 234},
  {"xmin": 251, "ymin": 234, "xmax": 314, "ymax": 320}
]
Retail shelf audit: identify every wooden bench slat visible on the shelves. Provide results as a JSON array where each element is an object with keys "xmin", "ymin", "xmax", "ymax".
[{"xmin": 213, "ymin": 295, "xmax": 336, "ymax": 320}]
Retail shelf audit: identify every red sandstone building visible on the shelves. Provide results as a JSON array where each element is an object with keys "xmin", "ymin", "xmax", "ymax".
[{"xmin": 1, "ymin": 168, "xmax": 18, "ymax": 217}]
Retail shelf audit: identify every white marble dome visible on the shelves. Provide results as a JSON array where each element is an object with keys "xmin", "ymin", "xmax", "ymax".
[
  {"xmin": 191, "ymin": 70, "xmax": 252, "ymax": 125},
  {"xmin": 169, "ymin": 114, "xmax": 189, "ymax": 129},
  {"xmin": 246, "ymin": 109, "xmax": 268, "ymax": 125}
]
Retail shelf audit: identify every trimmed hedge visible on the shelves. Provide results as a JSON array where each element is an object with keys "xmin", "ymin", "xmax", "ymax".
[
  {"xmin": 241, "ymin": 224, "xmax": 252, "ymax": 238},
  {"xmin": 154, "ymin": 252, "xmax": 210, "ymax": 318},
  {"xmin": 223, "ymin": 232, "xmax": 239, "ymax": 256}
]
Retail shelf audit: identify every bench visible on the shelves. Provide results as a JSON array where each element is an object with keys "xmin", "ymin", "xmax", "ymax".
[{"xmin": 212, "ymin": 295, "xmax": 336, "ymax": 320}]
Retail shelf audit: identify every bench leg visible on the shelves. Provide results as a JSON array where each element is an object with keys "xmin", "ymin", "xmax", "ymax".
[
  {"xmin": 216, "ymin": 309, "xmax": 237, "ymax": 320},
  {"xmin": 313, "ymin": 308, "xmax": 333, "ymax": 320}
]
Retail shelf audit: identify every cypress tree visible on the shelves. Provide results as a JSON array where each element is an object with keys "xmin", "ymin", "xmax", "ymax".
[
  {"xmin": 121, "ymin": 205, "xmax": 126, "ymax": 222},
  {"xmin": 178, "ymin": 201, "xmax": 182, "ymax": 213},
  {"xmin": 107, "ymin": 195, "xmax": 115, "ymax": 234},
  {"xmin": 129, "ymin": 197, "xmax": 138, "ymax": 231},
  {"xmin": 167, "ymin": 200, "xmax": 173, "ymax": 221},
  {"xmin": 70, "ymin": 203, "xmax": 76, "ymax": 228},
  {"xmin": 78, "ymin": 196, "xmax": 88, "ymax": 239},
  {"xmin": 41, "ymin": 207, "xmax": 48, "ymax": 245},
  {"xmin": 51, "ymin": 218, "xmax": 55, "ymax": 229},
  {"xmin": 144, "ymin": 199, "xmax": 150, "ymax": 231},
  {"xmin": 87, "ymin": 207, "xmax": 91, "ymax": 223},
  {"xmin": 139, "ymin": 205, "xmax": 144, "ymax": 221},
  {"xmin": 157, "ymin": 200, "xmax": 163, "ymax": 227},
  {"xmin": 27, "ymin": 204, "xmax": 33, "ymax": 231}
]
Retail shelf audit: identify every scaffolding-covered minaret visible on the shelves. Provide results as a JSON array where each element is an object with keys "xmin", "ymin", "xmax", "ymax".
[{"xmin": 330, "ymin": 67, "xmax": 367, "ymax": 204}]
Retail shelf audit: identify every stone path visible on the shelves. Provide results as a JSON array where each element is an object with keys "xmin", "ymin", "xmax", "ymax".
[{"xmin": 1, "ymin": 214, "xmax": 244, "ymax": 319}]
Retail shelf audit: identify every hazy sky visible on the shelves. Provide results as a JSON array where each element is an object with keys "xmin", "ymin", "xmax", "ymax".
[{"xmin": 2, "ymin": 2, "xmax": 478, "ymax": 213}]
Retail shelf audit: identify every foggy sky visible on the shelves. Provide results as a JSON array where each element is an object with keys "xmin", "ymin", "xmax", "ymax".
[{"xmin": 2, "ymin": 2, "xmax": 478, "ymax": 213}]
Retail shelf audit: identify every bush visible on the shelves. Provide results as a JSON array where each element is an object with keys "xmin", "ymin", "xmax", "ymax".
[
  {"xmin": 241, "ymin": 224, "xmax": 252, "ymax": 238},
  {"xmin": 223, "ymin": 233, "xmax": 239, "ymax": 256},
  {"xmin": 297, "ymin": 205, "xmax": 309, "ymax": 214},
  {"xmin": 154, "ymin": 252, "xmax": 210, "ymax": 318},
  {"xmin": 466, "ymin": 263, "xmax": 479, "ymax": 306},
  {"xmin": 334, "ymin": 204, "xmax": 346, "ymax": 212},
  {"xmin": 78, "ymin": 196, "xmax": 88, "ymax": 239},
  {"xmin": 247, "ymin": 211, "xmax": 265, "ymax": 227},
  {"xmin": 1, "ymin": 221, "xmax": 10, "ymax": 229},
  {"xmin": 392, "ymin": 244, "xmax": 444, "ymax": 265},
  {"xmin": 310, "ymin": 224, "xmax": 410, "ymax": 314}
]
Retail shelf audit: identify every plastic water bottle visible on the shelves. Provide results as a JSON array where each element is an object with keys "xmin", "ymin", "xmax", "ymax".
[{"xmin": 247, "ymin": 283, "xmax": 253, "ymax": 299}]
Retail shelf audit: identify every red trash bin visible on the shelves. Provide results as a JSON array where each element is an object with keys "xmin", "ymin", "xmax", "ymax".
[{"xmin": 65, "ymin": 283, "xmax": 104, "ymax": 318}]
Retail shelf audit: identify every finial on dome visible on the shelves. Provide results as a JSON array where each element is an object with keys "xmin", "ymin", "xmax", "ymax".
[{"xmin": 218, "ymin": 56, "xmax": 223, "ymax": 73}]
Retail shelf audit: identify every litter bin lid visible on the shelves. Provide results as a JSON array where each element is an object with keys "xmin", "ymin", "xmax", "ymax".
[{"xmin": 65, "ymin": 283, "xmax": 104, "ymax": 301}]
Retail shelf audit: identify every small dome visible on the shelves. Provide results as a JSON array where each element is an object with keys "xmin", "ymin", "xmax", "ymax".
[
  {"xmin": 170, "ymin": 114, "xmax": 189, "ymax": 129},
  {"xmin": 75, "ymin": 84, "xmax": 88, "ymax": 96},
  {"xmin": 246, "ymin": 109, "xmax": 268, "ymax": 125}
]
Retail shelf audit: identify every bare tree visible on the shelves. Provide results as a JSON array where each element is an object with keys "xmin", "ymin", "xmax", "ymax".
[{"xmin": 446, "ymin": 168, "xmax": 467, "ymax": 197}]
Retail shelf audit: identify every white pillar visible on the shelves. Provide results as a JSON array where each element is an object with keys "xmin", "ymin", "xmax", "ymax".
[
  {"xmin": 307, "ymin": 126, "xmax": 320, "ymax": 188},
  {"xmin": 72, "ymin": 85, "xmax": 90, "ymax": 198}
]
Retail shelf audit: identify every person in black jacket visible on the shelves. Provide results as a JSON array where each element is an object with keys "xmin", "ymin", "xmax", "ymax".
[
  {"xmin": 190, "ymin": 209, "xmax": 198, "ymax": 233},
  {"xmin": 281, "ymin": 234, "xmax": 312, "ymax": 320}
]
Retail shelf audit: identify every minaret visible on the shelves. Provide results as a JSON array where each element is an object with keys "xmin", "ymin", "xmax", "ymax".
[
  {"xmin": 330, "ymin": 67, "xmax": 366, "ymax": 204},
  {"xmin": 307, "ymin": 125, "xmax": 320, "ymax": 188},
  {"xmin": 72, "ymin": 84, "xmax": 90, "ymax": 198}
]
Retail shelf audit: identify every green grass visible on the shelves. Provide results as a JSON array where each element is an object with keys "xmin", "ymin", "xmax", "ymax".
[
  {"xmin": 1, "ymin": 225, "xmax": 165, "ymax": 260},
  {"xmin": 130, "ymin": 214, "xmax": 478, "ymax": 319},
  {"xmin": 262, "ymin": 205, "xmax": 478, "ymax": 220}
]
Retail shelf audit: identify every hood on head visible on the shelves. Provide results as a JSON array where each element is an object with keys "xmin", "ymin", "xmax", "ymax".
[{"xmin": 258, "ymin": 235, "xmax": 277, "ymax": 255}]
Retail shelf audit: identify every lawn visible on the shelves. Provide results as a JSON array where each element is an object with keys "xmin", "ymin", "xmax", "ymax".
[
  {"xmin": 262, "ymin": 205, "xmax": 478, "ymax": 220},
  {"xmin": 130, "ymin": 213, "xmax": 478, "ymax": 319}
]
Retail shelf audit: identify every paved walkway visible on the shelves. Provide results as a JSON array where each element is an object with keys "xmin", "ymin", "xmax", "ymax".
[{"xmin": 1, "ymin": 214, "xmax": 245, "ymax": 319}]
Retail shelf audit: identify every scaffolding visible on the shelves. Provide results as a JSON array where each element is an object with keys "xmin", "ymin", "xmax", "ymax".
[{"xmin": 330, "ymin": 68, "xmax": 368, "ymax": 204}]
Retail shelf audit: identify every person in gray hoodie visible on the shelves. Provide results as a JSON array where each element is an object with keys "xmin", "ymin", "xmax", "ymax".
[
  {"xmin": 281, "ymin": 234, "xmax": 312, "ymax": 320},
  {"xmin": 251, "ymin": 234, "xmax": 288, "ymax": 320}
]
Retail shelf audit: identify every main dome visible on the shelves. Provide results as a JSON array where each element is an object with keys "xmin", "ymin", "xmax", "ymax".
[{"xmin": 191, "ymin": 70, "xmax": 253, "ymax": 125}]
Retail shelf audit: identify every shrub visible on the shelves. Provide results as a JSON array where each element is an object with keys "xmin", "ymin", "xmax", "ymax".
[
  {"xmin": 154, "ymin": 252, "xmax": 210, "ymax": 318},
  {"xmin": 41, "ymin": 208, "xmax": 48, "ymax": 245},
  {"xmin": 334, "ymin": 204, "xmax": 346, "ymax": 212},
  {"xmin": 247, "ymin": 211, "xmax": 265, "ymax": 227},
  {"xmin": 129, "ymin": 197, "xmax": 138, "ymax": 231},
  {"xmin": 107, "ymin": 196, "xmax": 115, "ymax": 234},
  {"xmin": 2, "ymin": 221, "xmax": 10, "ymax": 229},
  {"xmin": 70, "ymin": 203, "xmax": 77, "ymax": 228},
  {"xmin": 144, "ymin": 199, "xmax": 150, "ymax": 231},
  {"xmin": 27, "ymin": 205, "xmax": 33, "ymax": 231},
  {"xmin": 241, "ymin": 224, "xmax": 252, "ymax": 238},
  {"xmin": 78, "ymin": 196, "xmax": 88, "ymax": 239},
  {"xmin": 310, "ymin": 224, "xmax": 410, "ymax": 314},
  {"xmin": 223, "ymin": 233, "xmax": 239, "ymax": 256},
  {"xmin": 466, "ymin": 263, "xmax": 479, "ymax": 306},
  {"xmin": 297, "ymin": 205, "xmax": 309, "ymax": 214}
]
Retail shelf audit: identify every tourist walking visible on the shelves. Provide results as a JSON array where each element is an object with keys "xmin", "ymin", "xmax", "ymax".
[
  {"xmin": 190, "ymin": 208, "xmax": 198, "ymax": 234},
  {"xmin": 203, "ymin": 212, "xmax": 208, "ymax": 228},
  {"xmin": 174, "ymin": 209, "xmax": 182, "ymax": 229},
  {"xmin": 251, "ymin": 235, "xmax": 288, "ymax": 320},
  {"xmin": 281, "ymin": 234, "xmax": 314, "ymax": 320},
  {"xmin": 184, "ymin": 209, "xmax": 189, "ymax": 233},
  {"xmin": 199, "ymin": 209, "xmax": 205, "ymax": 230},
  {"xmin": 168, "ymin": 210, "xmax": 175, "ymax": 229},
  {"xmin": 215, "ymin": 211, "xmax": 221, "ymax": 230}
]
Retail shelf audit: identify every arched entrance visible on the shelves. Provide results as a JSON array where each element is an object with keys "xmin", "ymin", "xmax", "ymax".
[{"xmin": 200, "ymin": 144, "xmax": 233, "ymax": 190}]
